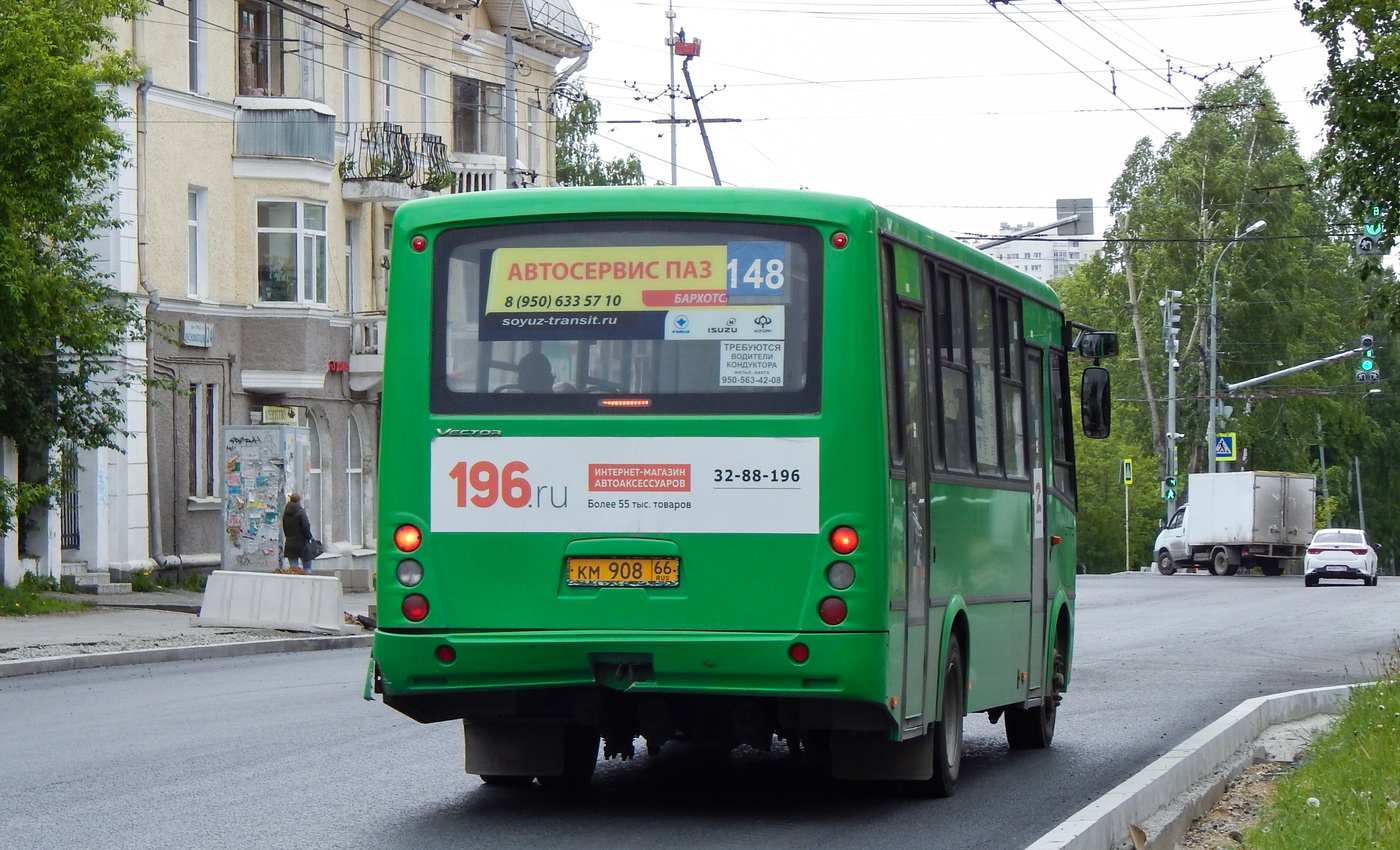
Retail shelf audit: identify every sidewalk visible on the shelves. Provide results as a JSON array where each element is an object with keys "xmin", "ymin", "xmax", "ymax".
[{"xmin": 0, "ymin": 586, "xmax": 376, "ymax": 678}]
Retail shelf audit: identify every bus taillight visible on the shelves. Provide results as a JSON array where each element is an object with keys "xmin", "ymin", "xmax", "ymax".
[
  {"xmin": 411, "ymin": 235, "xmax": 427, "ymax": 252},
  {"xmin": 830, "ymin": 231, "xmax": 849, "ymax": 249},
  {"xmin": 829, "ymin": 526, "xmax": 858, "ymax": 555},
  {"xmin": 394, "ymin": 524, "xmax": 422, "ymax": 552},
  {"xmin": 435, "ymin": 644, "xmax": 456, "ymax": 664},
  {"xmin": 402, "ymin": 594, "xmax": 429, "ymax": 622},
  {"xmin": 818, "ymin": 597, "xmax": 847, "ymax": 625},
  {"xmin": 788, "ymin": 643, "xmax": 810, "ymax": 663}
]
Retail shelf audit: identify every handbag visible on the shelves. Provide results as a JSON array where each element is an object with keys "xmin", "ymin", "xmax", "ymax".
[{"xmin": 302, "ymin": 537, "xmax": 325, "ymax": 560}]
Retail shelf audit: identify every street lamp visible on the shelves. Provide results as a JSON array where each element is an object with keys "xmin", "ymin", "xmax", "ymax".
[{"xmin": 1207, "ymin": 219, "xmax": 1266, "ymax": 473}]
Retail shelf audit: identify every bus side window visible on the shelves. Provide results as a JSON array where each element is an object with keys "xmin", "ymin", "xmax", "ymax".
[{"xmin": 936, "ymin": 269, "xmax": 974, "ymax": 472}]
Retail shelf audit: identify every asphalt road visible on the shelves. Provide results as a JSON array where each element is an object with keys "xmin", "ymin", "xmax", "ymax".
[{"xmin": 2, "ymin": 573, "xmax": 1397, "ymax": 850}]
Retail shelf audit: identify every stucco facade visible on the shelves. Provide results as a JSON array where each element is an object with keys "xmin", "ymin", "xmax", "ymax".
[{"xmin": 6, "ymin": 0, "xmax": 589, "ymax": 587}]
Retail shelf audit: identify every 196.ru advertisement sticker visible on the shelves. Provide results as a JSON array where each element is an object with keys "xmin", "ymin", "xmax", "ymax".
[{"xmin": 430, "ymin": 436, "xmax": 819, "ymax": 534}]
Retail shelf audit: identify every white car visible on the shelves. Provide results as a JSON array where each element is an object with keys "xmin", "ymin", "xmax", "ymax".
[{"xmin": 1304, "ymin": 528, "xmax": 1379, "ymax": 587}]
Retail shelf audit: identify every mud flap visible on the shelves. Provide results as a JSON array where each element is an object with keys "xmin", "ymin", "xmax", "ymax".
[
  {"xmin": 829, "ymin": 729, "xmax": 934, "ymax": 781},
  {"xmin": 463, "ymin": 721, "xmax": 566, "ymax": 777}
]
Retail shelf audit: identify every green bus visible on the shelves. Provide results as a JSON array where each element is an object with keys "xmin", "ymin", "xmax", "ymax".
[{"xmin": 369, "ymin": 187, "xmax": 1115, "ymax": 796}]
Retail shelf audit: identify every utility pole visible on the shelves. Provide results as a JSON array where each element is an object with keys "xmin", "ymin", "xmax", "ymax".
[
  {"xmin": 672, "ymin": 35, "xmax": 720, "ymax": 186},
  {"xmin": 1317, "ymin": 413, "xmax": 1330, "ymax": 527},
  {"xmin": 1160, "ymin": 290, "xmax": 1183, "ymax": 518},
  {"xmin": 665, "ymin": 1, "xmax": 677, "ymax": 186},
  {"xmin": 1355, "ymin": 456, "xmax": 1365, "ymax": 532}
]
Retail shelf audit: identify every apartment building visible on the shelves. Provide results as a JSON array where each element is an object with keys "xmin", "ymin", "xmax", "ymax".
[{"xmin": 7, "ymin": 0, "xmax": 589, "ymax": 589}]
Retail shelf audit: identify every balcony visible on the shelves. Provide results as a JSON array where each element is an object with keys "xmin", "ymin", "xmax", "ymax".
[
  {"xmin": 234, "ymin": 99, "xmax": 337, "ymax": 178},
  {"xmin": 340, "ymin": 124, "xmax": 453, "ymax": 205},
  {"xmin": 479, "ymin": 0, "xmax": 591, "ymax": 58},
  {"xmin": 349, "ymin": 314, "xmax": 386, "ymax": 393}
]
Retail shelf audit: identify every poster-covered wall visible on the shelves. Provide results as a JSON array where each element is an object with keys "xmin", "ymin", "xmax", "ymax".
[{"xmin": 220, "ymin": 425, "xmax": 310, "ymax": 571}]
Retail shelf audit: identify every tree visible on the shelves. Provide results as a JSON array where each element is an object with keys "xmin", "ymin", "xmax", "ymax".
[
  {"xmin": 1298, "ymin": 0, "xmax": 1400, "ymax": 327},
  {"xmin": 554, "ymin": 89, "xmax": 647, "ymax": 186},
  {"xmin": 1057, "ymin": 72, "xmax": 1376, "ymax": 571},
  {"xmin": 0, "ymin": 0, "xmax": 149, "ymax": 536}
]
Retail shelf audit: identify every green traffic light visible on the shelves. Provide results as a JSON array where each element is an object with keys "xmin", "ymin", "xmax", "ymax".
[{"xmin": 1362, "ymin": 358, "xmax": 1376, "ymax": 370}]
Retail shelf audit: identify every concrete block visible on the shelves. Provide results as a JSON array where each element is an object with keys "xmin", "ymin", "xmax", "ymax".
[{"xmin": 196, "ymin": 570, "xmax": 346, "ymax": 634}]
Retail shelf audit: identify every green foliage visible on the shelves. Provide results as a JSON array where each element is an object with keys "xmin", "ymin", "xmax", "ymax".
[
  {"xmin": 1298, "ymin": 0, "xmax": 1400, "ymax": 330},
  {"xmin": 2, "ymin": 571, "xmax": 93, "ymax": 616},
  {"xmin": 554, "ymin": 91, "xmax": 647, "ymax": 187},
  {"xmin": 0, "ymin": 0, "xmax": 151, "ymax": 537},
  {"xmin": 1241, "ymin": 649, "xmax": 1400, "ymax": 848},
  {"xmin": 128, "ymin": 568, "xmax": 157, "ymax": 592},
  {"xmin": 1057, "ymin": 71, "xmax": 1385, "ymax": 569}
]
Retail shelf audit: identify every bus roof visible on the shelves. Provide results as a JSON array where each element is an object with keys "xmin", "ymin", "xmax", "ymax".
[{"xmin": 393, "ymin": 186, "xmax": 1061, "ymax": 307}]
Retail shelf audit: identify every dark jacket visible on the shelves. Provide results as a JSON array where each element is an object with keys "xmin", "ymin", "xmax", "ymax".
[{"xmin": 282, "ymin": 499, "xmax": 312, "ymax": 559}]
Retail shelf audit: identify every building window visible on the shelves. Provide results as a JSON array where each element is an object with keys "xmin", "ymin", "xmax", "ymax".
[
  {"xmin": 307, "ymin": 413, "xmax": 324, "ymax": 541},
  {"xmin": 237, "ymin": 0, "xmax": 283, "ymax": 96},
  {"xmin": 420, "ymin": 65, "xmax": 432, "ymax": 134},
  {"xmin": 452, "ymin": 76, "xmax": 504, "ymax": 155},
  {"xmin": 382, "ymin": 52, "xmax": 394, "ymax": 123},
  {"xmin": 346, "ymin": 415, "xmax": 363, "ymax": 546},
  {"xmin": 188, "ymin": 0, "xmax": 205, "ymax": 93},
  {"xmin": 189, "ymin": 383, "xmax": 218, "ymax": 498},
  {"xmin": 257, "ymin": 200, "xmax": 328, "ymax": 304},
  {"xmin": 297, "ymin": 8, "xmax": 325, "ymax": 102},
  {"xmin": 187, "ymin": 187, "xmax": 208, "ymax": 298},
  {"xmin": 342, "ymin": 41, "xmax": 357, "ymax": 122},
  {"xmin": 345, "ymin": 219, "xmax": 357, "ymax": 311}
]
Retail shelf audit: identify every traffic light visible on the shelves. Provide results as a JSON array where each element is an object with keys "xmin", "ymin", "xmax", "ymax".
[
  {"xmin": 1364, "ymin": 203, "xmax": 1384, "ymax": 239},
  {"xmin": 1163, "ymin": 475, "xmax": 1178, "ymax": 501},
  {"xmin": 1356, "ymin": 333, "xmax": 1380, "ymax": 383},
  {"xmin": 1159, "ymin": 289, "xmax": 1182, "ymax": 356}
]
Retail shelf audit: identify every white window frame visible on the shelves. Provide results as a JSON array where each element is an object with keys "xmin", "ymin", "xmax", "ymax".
[
  {"xmin": 298, "ymin": 7, "xmax": 325, "ymax": 103},
  {"xmin": 382, "ymin": 52, "xmax": 395, "ymax": 124},
  {"xmin": 346, "ymin": 415, "xmax": 363, "ymax": 546},
  {"xmin": 187, "ymin": 187, "xmax": 208, "ymax": 298},
  {"xmin": 307, "ymin": 412, "xmax": 325, "ymax": 541},
  {"xmin": 342, "ymin": 41, "xmax": 357, "ymax": 122},
  {"xmin": 345, "ymin": 219, "xmax": 357, "ymax": 312},
  {"xmin": 420, "ymin": 65, "xmax": 432, "ymax": 135},
  {"xmin": 189, "ymin": 383, "xmax": 219, "ymax": 499},
  {"xmin": 188, "ymin": 0, "xmax": 206, "ymax": 94},
  {"xmin": 256, "ymin": 199, "xmax": 329, "ymax": 304}
]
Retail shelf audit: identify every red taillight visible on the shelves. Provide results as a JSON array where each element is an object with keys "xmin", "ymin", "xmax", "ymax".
[
  {"xmin": 1307, "ymin": 548, "xmax": 1322, "ymax": 554},
  {"xmin": 788, "ymin": 642, "xmax": 810, "ymax": 663},
  {"xmin": 394, "ymin": 524, "xmax": 422, "ymax": 552},
  {"xmin": 1351, "ymin": 549, "xmax": 1369, "ymax": 555},
  {"xmin": 830, "ymin": 526, "xmax": 858, "ymax": 555},
  {"xmin": 435, "ymin": 644, "xmax": 456, "ymax": 664},
  {"xmin": 830, "ymin": 231, "xmax": 849, "ymax": 249},
  {"xmin": 402, "ymin": 593, "xmax": 429, "ymax": 622},
  {"xmin": 818, "ymin": 596, "xmax": 847, "ymax": 625},
  {"xmin": 411, "ymin": 235, "xmax": 427, "ymax": 252}
]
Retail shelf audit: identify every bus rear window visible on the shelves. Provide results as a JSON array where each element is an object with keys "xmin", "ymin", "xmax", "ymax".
[{"xmin": 430, "ymin": 220, "xmax": 821, "ymax": 414}]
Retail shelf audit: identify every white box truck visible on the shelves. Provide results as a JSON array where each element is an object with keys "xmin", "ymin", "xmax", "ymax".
[{"xmin": 1152, "ymin": 471, "xmax": 1316, "ymax": 576}]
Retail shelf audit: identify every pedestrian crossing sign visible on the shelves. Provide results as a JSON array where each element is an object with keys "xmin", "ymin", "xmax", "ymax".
[{"xmin": 1214, "ymin": 433, "xmax": 1236, "ymax": 462}]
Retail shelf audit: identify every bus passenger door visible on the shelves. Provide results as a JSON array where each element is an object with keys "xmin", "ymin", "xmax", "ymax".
[
  {"xmin": 895, "ymin": 305, "xmax": 930, "ymax": 731},
  {"xmin": 1026, "ymin": 348, "xmax": 1048, "ymax": 701}
]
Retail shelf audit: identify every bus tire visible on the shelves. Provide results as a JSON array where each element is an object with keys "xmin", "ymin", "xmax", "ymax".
[
  {"xmin": 908, "ymin": 635, "xmax": 964, "ymax": 798},
  {"xmin": 1005, "ymin": 633, "xmax": 1065, "ymax": 750},
  {"xmin": 536, "ymin": 726, "xmax": 600, "ymax": 790},
  {"xmin": 1156, "ymin": 551, "xmax": 1177, "ymax": 576}
]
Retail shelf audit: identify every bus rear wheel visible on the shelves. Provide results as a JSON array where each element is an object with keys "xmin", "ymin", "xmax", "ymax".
[
  {"xmin": 536, "ymin": 726, "xmax": 600, "ymax": 790},
  {"xmin": 1005, "ymin": 634, "xmax": 1065, "ymax": 750},
  {"xmin": 907, "ymin": 635, "xmax": 964, "ymax": 798}
]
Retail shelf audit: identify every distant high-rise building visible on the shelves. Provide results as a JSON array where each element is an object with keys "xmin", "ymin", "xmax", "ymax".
[{"xmin": 982, "ymin": 222, "xmax": 1099, "ymax": 284}]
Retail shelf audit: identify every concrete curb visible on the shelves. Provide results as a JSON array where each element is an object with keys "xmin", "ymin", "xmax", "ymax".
[
  {"xmin": 1025, "ymin": 683, "xmax": 1354, "ymax": 850},
  {"xmin": 0, "ymin": 634, "xmax": 373, "ymax": 679}
]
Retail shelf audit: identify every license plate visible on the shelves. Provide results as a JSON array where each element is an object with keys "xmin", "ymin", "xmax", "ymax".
[{"xmin": 566, "ymin": 557, "xmax": 680, "ymax": 587}]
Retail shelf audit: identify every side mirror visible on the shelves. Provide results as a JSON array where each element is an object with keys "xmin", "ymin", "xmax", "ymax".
[
  {"xmin": 1081, "ymin": 366, "xmax": 1111, "ymax": 438},
  {"xmin": 1076, "ymin": 331, "xmax": 1119, "ymax": 360},
  {"xmin": 1158, "ymin": 518, "xmax": 1165, "ymax": 529}
]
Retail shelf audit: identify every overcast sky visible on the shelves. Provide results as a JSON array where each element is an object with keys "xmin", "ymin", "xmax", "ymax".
[{"xmin": 564, "ymin": 0, "xmax": 1330, "ymax": 241}]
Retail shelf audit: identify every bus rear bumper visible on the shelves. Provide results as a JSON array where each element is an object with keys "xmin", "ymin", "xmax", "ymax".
[{"xmin": 373, "ymin": 629, "xmax": 889, "ymax": 719}]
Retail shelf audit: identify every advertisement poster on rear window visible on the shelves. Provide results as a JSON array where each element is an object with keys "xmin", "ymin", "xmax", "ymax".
[{"xmin": 430, "ymin": 436, "xmax": 819, "ymax": 534}]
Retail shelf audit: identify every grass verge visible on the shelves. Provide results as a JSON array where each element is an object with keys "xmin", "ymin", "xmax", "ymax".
[
  {"xmin": 1, "ymin": 573, "xmax": 95, "ymax": 616},
  {"xmin": 1242, "ymin": 649, "xmax": 1400, "ymax": 848}
]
